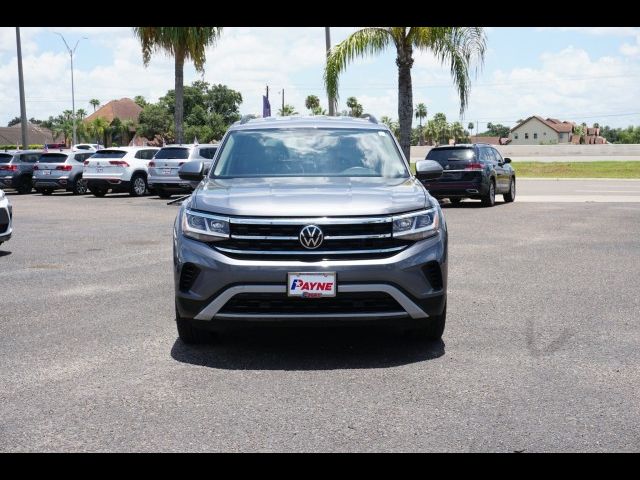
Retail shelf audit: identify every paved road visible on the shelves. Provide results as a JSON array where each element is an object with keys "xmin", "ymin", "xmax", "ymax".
[{"xmin": 1, "ymin": 189, "xmax": 639, "ymax": 452}]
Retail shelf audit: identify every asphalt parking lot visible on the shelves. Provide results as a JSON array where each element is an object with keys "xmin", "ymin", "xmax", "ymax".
[{"xmin": 1, "ymin": 181, "xmax": 639, "ymax": 452}]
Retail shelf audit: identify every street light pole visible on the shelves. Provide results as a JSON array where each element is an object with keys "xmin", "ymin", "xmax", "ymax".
[
  {"xmin": 15, "ymin": 27, "xmax": 28, "ymax": 149},
  {"xmin": 55, "ymin": 33, "xmax": 87, "ymax": 147}
]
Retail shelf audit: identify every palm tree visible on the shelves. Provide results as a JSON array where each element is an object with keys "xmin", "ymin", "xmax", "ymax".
[
  {"xmin": 346, "ymin": 96, "xmax": 363, "ymax": 117},
  {"xmin": 325, "ymin": 27, "xmax": 486, "ymax": 159},
  {"xmin": 467, "ymin": 121, "xmax": 474, "ymax": 139},
  {"xmin": 89, "ymin": 99, "xmax": 100, "ymax": 112},
  {"xmin": 415, "ymin": 103, "xmax": 427, "ymax": 145},
  {"xmin": 305, "ymin": 95, "xmax": 320, "ymax": 115},
  {"xmin": 278, "ymin": 104, "xmax": 298, "ymax": 116},
  {"xmin": 450, "ymin": 121, "xmax": 465, "ymax": 143},
  {"xmin": 133, "ymin": 27, "xmax": 223, "ymax": 144},
  {"xmin": 76, "ymin": 109, "xmax": 87, "ymax": 121},
  {"xmin": 87, "ymin": 117, "xmax": 110, "ymax": 147}
]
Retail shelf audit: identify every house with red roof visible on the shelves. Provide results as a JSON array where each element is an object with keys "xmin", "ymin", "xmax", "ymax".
[{"xmin": 509, "ymin": 116, "xmax": 575, "ymax": 145}]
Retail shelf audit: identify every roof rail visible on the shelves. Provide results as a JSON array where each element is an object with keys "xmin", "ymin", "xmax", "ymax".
[
  {"xmin": 240, "ymin": 114, "xmax": 259, "ymax": 124},
  {"xmin": 360, "ymin": 113, "xmax": 378, "ymax": 124}
]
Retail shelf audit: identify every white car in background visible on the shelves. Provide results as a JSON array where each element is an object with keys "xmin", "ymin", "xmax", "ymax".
[
  {"xmin": 83, "ymin": 146, "xmax": 159, "ymax": 197},
  {"xmin": 0, "ymin": 189, "xmax": 12, "ymax": 247},
  {"xmin": 147, "ymin": 144, "xmax": 218, "ymax": 198},
  {"xmin": 73, "ymin": 143, "xmax": 104, "ymax": 152}
]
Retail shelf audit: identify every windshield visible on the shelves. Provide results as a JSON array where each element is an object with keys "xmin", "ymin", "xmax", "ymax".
[
  {"xmin": 0, "ymin": 154, "xmax": 12, "ymax": 163},
  {"xmin": 154, "ymin": 147, "xmax": 190, "ymax": 160},
  {"xmin": 212, "ymin": 128, "xmax": 408, "ymax": 178},
  {"xmin": 426, "ymin": 148, "xmax": 476, "ymax": 167},
  {"xmin": 39, "ymin": 153, "xmax": 68, "ymax": 163},
  {"xmin": 91, "ymin": 150, "xmax": 127, "ymax": 159}
]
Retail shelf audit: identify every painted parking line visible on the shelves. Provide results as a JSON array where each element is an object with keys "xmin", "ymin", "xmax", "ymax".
[{"xmin": 516, "ymin": 195, "xmax": 640, "ymax": 202}]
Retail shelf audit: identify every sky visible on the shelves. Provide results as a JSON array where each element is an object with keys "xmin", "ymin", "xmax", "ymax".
[{"xmin": 1, "ymin": 26, "xmax": 640, "ymax": 131}]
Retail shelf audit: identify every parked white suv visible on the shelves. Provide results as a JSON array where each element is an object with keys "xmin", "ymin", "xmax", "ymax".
[
  {"xmin": 147, "ymin": 144, "xmax": 218, "ymax": 198},
  {"xmin": 0, "ymin": 188, "xmax": 12, "ymax": 247},
  {"xmin": 83, "ymin": 146, "xmax": 159, "ymax": 197}
]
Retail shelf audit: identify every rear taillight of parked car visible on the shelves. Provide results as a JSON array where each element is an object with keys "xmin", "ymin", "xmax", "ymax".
[
  {"xmin": 109, "ymin": 161, "xmax": 129, "ymax": 167},
  {"xmin": 465, "ymin": 163, "xmax": 484, "ymax": 170},
  {"xmin": 148, "ymin": 161, "xmax": 155, "ymax": 167},
  {"xmin": 56, "ymin": 165, "xmax": 73, "ymax": 171},
  {"xmin": 83, "ymin": 160, "xmax": 89, "ymax": 166},
  {"xmin": 0, "ymin": 165, "xmax": 18, "ymax": 171}
]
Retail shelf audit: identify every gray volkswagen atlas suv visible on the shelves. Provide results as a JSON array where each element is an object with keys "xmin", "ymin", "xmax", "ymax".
[{"xmin": 173, "ymin": 116, "xmax": 447, "ymax": 344}]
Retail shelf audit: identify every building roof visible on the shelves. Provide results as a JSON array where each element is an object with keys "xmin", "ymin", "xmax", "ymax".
[
  {"xmin": 84, "ymin": 98, "xmax": 142, "ymax": 124},
  {"xmin": 511, "ymin": 115, "xmax": 575, "ymax": 134},
  {"xmin": 0, "ymin": 122, "xmax": 62, "ymax": 145}
]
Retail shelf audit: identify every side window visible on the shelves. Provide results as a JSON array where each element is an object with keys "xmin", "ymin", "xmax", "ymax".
[
  {"xmin": 134, "ymin": 150, "xmax": 145, "ymax": 159},
  {"xmin": 20, "ymin": 153, "xmax": 40, "ymax": 163},
  {"xmin": 198, "ymin": 148, "xmax": 217, "ymax": 160},
  {"xmin": 492, "ymin": 148, "xmax": 503, "ymax": 163},
  {"xmin": 479, "ymin": 148, "xmax": 493, "ymax": 163},
  {"xmin": 146, "ymin": 149, "xmax": 158, "ymax": 160}
]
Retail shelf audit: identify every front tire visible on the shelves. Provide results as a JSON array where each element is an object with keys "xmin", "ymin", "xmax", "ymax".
[
  {"xmin": 89, "ymin": 186, "xmax": 108, "ymax": 197},
  {"xmin": 129, "ymin": 174, "xmax": 147, "ymax": 197},
  {"xmin": 16, "ymin": 177, "xmax": 32, "ymax": 194},
  {"xmin": 73, "ymin": 176, "xmax": 88, "ymax": 195},
  {"xmin": 481, "ymin": 179, "xmax": 496, "ymax": 207},
  {"xmin": 410, "ymin": 302, "xmax": 447, "ymax": 341},
  {"xmin": 503, "ymin": 177, "xmax": 516, "ymax": 203},
  {"xmin": 157, "ymin": 188, "xmax": 173, "ymax": 199},
  {"xmin": 176, "ymin": 306, "xmax": 214, "ymax": 345}
]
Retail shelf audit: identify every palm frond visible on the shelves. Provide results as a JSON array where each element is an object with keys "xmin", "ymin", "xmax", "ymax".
[
  {"xmin": 324, "ymin": 27, "xmax": 392, "ymax": 102},
  {"xmin": 411, "ymin": 27, "xmax": 486, "ymax": 115}
]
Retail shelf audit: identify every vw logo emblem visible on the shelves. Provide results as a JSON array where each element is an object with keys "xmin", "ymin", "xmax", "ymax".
[{"xmin": 299, "ymin": 225, "xmax": 324, "ymax": 249}]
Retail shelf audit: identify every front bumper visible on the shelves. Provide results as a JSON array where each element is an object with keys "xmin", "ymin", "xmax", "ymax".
[
  {"xmin": 174, "ymin": 228, "xmax": 447, "ymax": 323},
  {"xmin": 0, "ymin": 200, "xmax": 12, "ymax": 242},
  {"xmin": 421, "ymin": 177, "xmax": 489, "ymax": 198}
]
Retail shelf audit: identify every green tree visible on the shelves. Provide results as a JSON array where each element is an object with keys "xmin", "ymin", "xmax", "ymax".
[
  {"xmin": 134, "ymin": 95, "xmax": 147, "ymax": 108},
  {"xmin": 415, "ymin": 103, "xmax": 427, "ymax": 146},
  {"xmin": 76, "ymin": 109, "xmax": 87, "ymax": 121},
  {"xmin": 325, "ymin": 27, "xmax": 486, "ymax": 159},
  {"xmin": 7, "ymin": 116, "xmax": 21, "ymax": 127},
  {"xmin": 431, "ymin": 113, "xmax": 449, "ymax": 145},
  {"xmin": 346, "ymin": 96, "xmax": 363, "ymax": 117},
  {"xmin": 450, "ymin": 121, "xmax": 465, "ymax": 143},
  {"xmin": 467, "ymin": 121, "xmax": 474, "ymax": 137},
  {"xmin": 137, "ymin": 103, "xmax": 173, "ymax": 142},
  {"xmin": 305, "ymin": 95, "xmax": 321, "ymax": 114},
  {"xmin": 89, "ymin": 99, "xmax": 100, "ymax": 112},
  {"xmin": 279, "ymin": 104, "xmax": 298, "ymax": 116},
  {"xmin": 133, "ymin": 27, "xmax": 223, "ymax": 144}
]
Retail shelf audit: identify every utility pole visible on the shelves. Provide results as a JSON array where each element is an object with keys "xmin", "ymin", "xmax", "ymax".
[
  {"xmin": 15, "ymin": 27, "xmax": 28, "ymax": 150},
  {"xmin": 325, "ymin": 27, "xmax": 335, "ymax": 116},
  {"xmin": 282, "ymin": 89, "xmax": 285, "ymax": 115},
  {"xmin": 55, "ymin": 33, "xmax": 87, "ymax": 147}
]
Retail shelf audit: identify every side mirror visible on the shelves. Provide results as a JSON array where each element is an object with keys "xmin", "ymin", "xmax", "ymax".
[
  {"xmin": 503, "ymin": 157, "xmax": 511, "ymax": 163},
  {"xmin": 415, "ymin": 160, "xmax": 443, "ymax": 180},
  {"xmin": 178, "ymin": 161, "xmax": 205, "ymax": 181}
]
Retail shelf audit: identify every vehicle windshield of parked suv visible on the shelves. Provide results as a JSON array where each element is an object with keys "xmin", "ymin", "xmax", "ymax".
[
  {"xmin": 38, "ymin": 153, "xmax": 68, "ymax": 163},
  {"xmin": 90, "ymin": 150, "xmax": 127, "ymax": 159},
  {"xmin": 212, "ymin": 128, "xmax": 408, "ymax": 178},
  {"xmin": 0, "ymin": 154, "xmax": 12, "ymax": 163},
  {"xmin": 426, "ymin": 147, "xmax": 476, "ymax": 168},
  {"xmin": 154, "ymin": 147, "xmax": 190, "ymax": 159}
]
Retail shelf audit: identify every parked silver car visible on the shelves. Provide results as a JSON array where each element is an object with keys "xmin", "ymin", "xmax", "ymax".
[
  {"xmin": 0, "ymin": 188, "xmax": 12, "ymax": 246},
  {"xmin": 32, "ymin": 150, "xmax": 95, "ymax": 195},
  {"xmin": 148, "ymin": 144, "xmax": 218, "ymax": 198}
]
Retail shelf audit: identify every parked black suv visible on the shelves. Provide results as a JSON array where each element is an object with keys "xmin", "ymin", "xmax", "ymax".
[{"xmin": 420, "ymin": 144, "xmax": 516, "ymax": 207}]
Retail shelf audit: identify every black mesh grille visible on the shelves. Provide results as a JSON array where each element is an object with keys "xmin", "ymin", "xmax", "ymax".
[
  {"xmin": 219, "ymin": 292, "xmax": 404, "ymax": 315},
  {"xmin": 179, "ymin": 263, "xmax": 201, "ymax": 292},
  {"xmin": 422, "ymin": 261, "xmax": 443, "ymax": 290},
  {"xmin": 230, "ymin": 222, "xmax": 391, "ymax": 237}
]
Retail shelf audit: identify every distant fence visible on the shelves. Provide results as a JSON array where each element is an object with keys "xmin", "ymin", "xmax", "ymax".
[{"xmin": 410, "ymin": 144, "xmax": 640, "ymax": 162}]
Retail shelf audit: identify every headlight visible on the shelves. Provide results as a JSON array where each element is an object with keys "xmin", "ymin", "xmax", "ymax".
[
  {"xmin": 182, "ymin": 209, "xmax": 229, "ymax": 242},
  {"xmin": 392, "ymin": 208, "xmax": 440, "ymax": 240}
]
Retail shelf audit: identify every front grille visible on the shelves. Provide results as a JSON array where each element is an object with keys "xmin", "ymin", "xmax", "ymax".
[
  {"xmin": 219, "ymin": 292, "xmax": 404, "ymax": 315},
  {"xmin": 179, "ymin": 263, "xmax": 201, "ymax": 292},
  {"xmin": 214, "ymin": 217, "xmax": 411, "ymax": 260}
]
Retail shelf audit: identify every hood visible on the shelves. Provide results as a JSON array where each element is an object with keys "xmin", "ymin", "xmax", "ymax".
[{"xmin": 191, "ymin": 176, "xmax": 428, "ymax": 217}]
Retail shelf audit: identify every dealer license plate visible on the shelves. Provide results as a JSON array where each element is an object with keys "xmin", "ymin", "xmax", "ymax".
[
  {"xmin": 287, "ymin": 272, "xmax": 336, "ymax": 298},
  {"xmin": 162, "ymin": 168, "xmax": 171, "ymax": 175}
]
